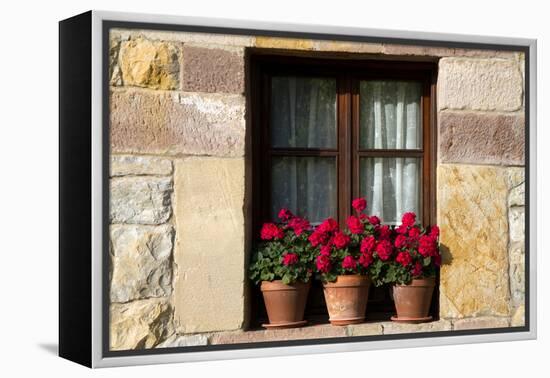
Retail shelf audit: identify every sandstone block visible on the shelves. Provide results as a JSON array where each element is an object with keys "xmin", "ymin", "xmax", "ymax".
[
  {"xmin": 181, "ymin": 46, "xmax": 244, "ymax": 94},
  {"xmin": 109, "ymin": 38, "xmax": 122, "ymax": 86},
  {"xmin": 452, "ymin": 316, "xmax": 510, "ymax": 330},
  {"xmin": 438, "ymin": 165, "xmax": 511, "ymax": 318},
  {"xmin": 119, "ymin": 37, "xmax": 180, "ymax": 90},
  {"xmin": 173, "ymin": 158, "xmax": 246, "ymax": 333},
  {"xmin": 155, "ymin": 334, "xmax": 208, "ymax": 348},
  {"xmin": 255, "ymin": 36, "xmax": 315, "ymax": 50},
  {"xmin": 111, "ymin": 28, "xmax": 254, "ymax": 46},
  {"xmin": 438, "ymin": 58, "xmax": 523, "ymax": 111},
  {"xmin": 509, "ymin": 242, "xmax": 525, "ymax": 307},
  {"xmin": 316, "ymin": 40, "xmax": 383, "ymax": 53},
  {"xmin": 110, "ymin": 224, "xmax": 174, "ymax": 303},
  {"xmin": 509, "ymin": 182, "xmax": 525, "ymax": 207},
  {"xmin": 110, "ymin": 89, "xmax": 245, "ymax": 157},
  {"xmin": 509, "ymin": 207, "xmax": 525, "ymax": 243},
  {"xmin": 110, "ymin": 298, "xmax": 174, "ymax": 350},
  {"xmin": 382, "ymin": 320, "xmax": 452, "ymax": 335},
  {"xmin": 511, "ymin": 305, "xmax": 525, "ymax": 327},
  {"xmin": 110, "ymin": 176, "xmax": 172, "ymax": 224},
  {"xmin": 346, "ymin": 322, "xmax": 384, "ymax": 336},
  {"xmin": 111, "ymin": 155, "xmax": 173, "ymax": 177},
  {"xmin": 439, "ymin": 111, "xmax": 524, "ymax": 165}
]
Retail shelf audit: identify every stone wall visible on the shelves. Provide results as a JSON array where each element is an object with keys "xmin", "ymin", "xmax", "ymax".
[{"xmin": 108, "ymin": 29, "xmax": 526, "ymax": 350}]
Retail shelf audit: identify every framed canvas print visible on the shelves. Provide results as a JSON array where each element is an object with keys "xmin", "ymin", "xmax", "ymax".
[{"xmin": 59, "ymin": 10, "xmax": 537, "ymax": 368}]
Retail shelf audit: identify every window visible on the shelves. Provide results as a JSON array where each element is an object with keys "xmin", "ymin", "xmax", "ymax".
[
  {"xmin": 250, "ymin": 55, "xmax": 437, "ymax": 323},
  {"xmin": 252, "ymin": 56, "xmax": 436, "ymax": 229}
]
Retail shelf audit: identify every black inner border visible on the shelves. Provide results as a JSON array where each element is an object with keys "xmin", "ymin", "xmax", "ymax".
[{"xmin": 102, "ymin": 19, "xmax": 530, "ymax": 359}]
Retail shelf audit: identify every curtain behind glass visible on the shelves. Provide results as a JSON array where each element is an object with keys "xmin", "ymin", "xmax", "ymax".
[
  {"xmin": 270, "ymin": 76, "xmax": 338, "ymax": 223},
  {"xmin": 359, "ymin": 81, "xmax": 422, "ymax": 224}
]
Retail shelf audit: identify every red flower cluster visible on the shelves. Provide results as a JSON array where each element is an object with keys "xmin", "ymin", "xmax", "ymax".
[
  {"xmin": 375, "ymin": 240, "xmax": 393, "ymax": 261},
  {"xmin": 288, "ymin": 216, "xmax": 311, "ymax": 236},
  {"xmin": 260, "ymin": 223, "xmax": 284, "ymax": 240},
  {"xmin": 346, "ymin": 215, "xmax": 364, "ymax": 234},
  {"xmin": 352, "ymin": 198, "xmax": 367, "ymax": 213},
  {"xmin": 282, "ymin": 253, "xmax": 299, "ymax": 266},
  {"xmin": 342, "ymin": 255, "xmax": 357, "ymax": 270},
  {"xmin": 396, "ymin": 251, "xmax": 412, "ymax": 267}
]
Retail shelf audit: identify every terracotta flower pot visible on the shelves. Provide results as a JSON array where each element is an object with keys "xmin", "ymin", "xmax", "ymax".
[
  {"xmin": 392, "ymin": 276, "xmax": 435, "ymax": 323},
  {"xmin": 261, "ymin": 280, "xmax": 311, "ymax": 329},
  {"xmin": 323, "ymin": 275, "xmax": 371, "ymax": 326}
]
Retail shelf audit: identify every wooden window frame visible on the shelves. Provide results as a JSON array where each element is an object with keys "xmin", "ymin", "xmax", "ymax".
[{"xmin": 251, "ymin": 55, "xmax": 437, "ymax": 231}]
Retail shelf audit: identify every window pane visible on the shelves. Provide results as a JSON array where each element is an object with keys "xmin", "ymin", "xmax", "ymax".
[
  {"xmin": 271, "ymin": 76, "xmax": 337, "ymax": 148},
  {"xmin": 359, "ymin": 81, "xmax": 422, "ymax": 149},
  {"xmin": 359, "ymin": 157, "xmax": 421, "ymax": 224},
  {"xmin": 271, "ymin": 157, "xmax": 336, "ymax": 223}
]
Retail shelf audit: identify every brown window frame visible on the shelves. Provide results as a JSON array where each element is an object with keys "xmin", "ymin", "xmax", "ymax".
[{"xmin": 251, "ymin": 55, "xmax": 437, "ymax": 230}]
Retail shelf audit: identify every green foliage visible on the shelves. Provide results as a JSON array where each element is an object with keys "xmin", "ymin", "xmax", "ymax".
[{"xmin": 248, "ymin": 228, "xmax": 316, "ymax": 286}]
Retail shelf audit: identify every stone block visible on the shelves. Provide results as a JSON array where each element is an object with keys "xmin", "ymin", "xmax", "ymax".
[
  {"xmin": 173, "ymin": 158, "xmax": 246, "ymax": 333},
  {"xmin": 109, "ymin": 38, "xmax": 122, "ymax": 86},
  {"xmin": 111, "ymin": 28, "xmax": 255, "ymax": 46},
  {"xmin": 509, "ymin": 207, "xmax": 525, "ymax": 243},
  {"xmin": 382, "ymin": 320, "xmax": 452, "ymax": 335},
  {"xmin": 383, "ymin": 44, "xmax": 455, "ymax": 57},
  {"xmin": 209, "ymin": 324, "xmax": 347, "ymax": 345},
  {"xmin": 346, "ymin": 322, "xmax": 384, "ymax": 336},
  {"xmin": 110, "ymin": 176, "xmax": 172, "ymax": 224},
  {"xmin": 110, "ymin": 88, "xmax": 245, "ymax": 157},
  {"xmin": 110, "ymin": 224, "xmax": 174, "ymax": 303},
  {"xmin": 509, "ymin": 182, "xmax": 525, "ymax": 207},
  {"xmin": 181, "ymin": 46, "xmax": 245, "ymax": 94},
  {"xmin": 452, "ymin": 316, "xmax": 510, "ymax": 330},
  {"xmin": 438, "ymin": 58, "xmax": 523, "ymax": 111},
  {"xmin": 255, "ymin": 36, "xmax": 315, "ymax": 50},
  {"xmin": 119, "ymin": 37, "xmax": 180, "ymax": 90},
  {"xmin": 155, "ymin": 334, "xmax": 208, "ymax": 348},
  {"xmin": 509, "ymin": 242, "xmax": 525, "ymax": 307},
  {"xmin": 511, "ymin": 305, "xmax": 525, "ymax": 327},
  {"xmin": 110, "ymin": 298, "xmax": 174, "ymax": 350},
  {"xmin": 316, "ymin": 40, "xmax": 383, "ymax": 54},
  {"xmin": 438, "ymin": 164, "xmax": 511, "ymax": 318},
  {"xmin": 110, "ymin": 155, "xmax": 173, "ymax": 177},
  {"xmin": 439, "ymin": 111, "xmax": 524, "ymax": 165}
]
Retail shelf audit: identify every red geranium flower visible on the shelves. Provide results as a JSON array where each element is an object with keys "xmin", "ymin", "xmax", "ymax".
[
  {"xmin": 375, "ymin": 240, "xmax": 394, "ymax": 261},
  {"xmin": 359, "ymin": 251, "xmax": 374, "ymax": 268},
  {"xmin": 378, "ymin": 225, "xmax": 391, "ymax": 240},
  {"xmin": 360, "ymin": 236, "xmax": 376, "ymax": 254},
  {"xmin": 320, "ymin": 245, "xmax": 332, "ymax": 256},
  {"xmin": 368, "ymin": 215, "xmax": 381, "ymax": 225},
  {"xmin": 260, "ymin": 223, "xmax": 284, "ymax": 240},
  {"xmin": 395, "ymin": 224, "xmax": 408, "ymax": 235},
  {"xmin": 333, "ymin": 231, "xmax": 351, "ymax": 249},
  {"xmin": 394, "ymin": 234, "xmax": 407, "ymax": 249},
  {"xmin": 308, "ymin": 230, "xmax": 327, "ymax": 247},
  {"xmin": 288, "ymin": 216, "xmax": 310, "ymax": 236},
  {"xmin": 396, "ymin": 251, "xmax": 412, "ymax": 267},
  {"xmin": 418, "ymin": 235, "xmax": 436, "ymax": 257},
  {"xmin": 318, "ymin": 218, "xmax": 339, "ymax": 233},
  {"xmin": 352, "ymin": 197, "xmax": 367, "ymax": 213},
  {"xmin": 316, "ymin": 254, "xmax": 331, "ymax": 273},
  {"xmin": 429, "ymin": 225, "xmax": 440, "ymax": 239},
  {"xmin": 342, "ymin": 255, "xmax": 357, "ymax": 270},
  {"xmin": 278, "ymin": 208, "xmax": 293, "ymax": 221},
  {"xmin": 282, "ymin": 253, "xmax": 299, "ymax": 266},
  {"xmin": 411, "ymin": 261, "xmax": 423, "ymax": 277},
  {"xmin": 346, "ymin": 215, "xmax": 364, "ymax": 234},
  {"xmin": 408, "ymin": 226, "xmax": 420, "ymax": 239},
  {"xmin": 401, "ymin": 212, "xmax": 417, "ymax": 227}
]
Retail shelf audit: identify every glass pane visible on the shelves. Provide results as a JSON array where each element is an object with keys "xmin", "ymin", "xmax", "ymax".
[
  {"xmin": 271, "ymin": 76, "xmax": 337, "ymax": 148},
  {"xmin": 271, "ymin": 157, "xmax": 337, "ymax": 224},
  {"xmin": 359, "ymin": 157, "xmax": 421, "ymax": 224},
  {"xmin": 359, "ymin": 81, "xmax": 422, "ymax": 149}
]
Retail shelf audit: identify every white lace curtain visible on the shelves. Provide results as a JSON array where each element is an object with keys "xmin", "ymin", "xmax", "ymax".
[
  {"xmin": 360, "ymin": 81, "xmax": 422, "ymax": 224},
  {"xmin": 270, "ymin": 77, "xmax": 421, "ymax": 224}
]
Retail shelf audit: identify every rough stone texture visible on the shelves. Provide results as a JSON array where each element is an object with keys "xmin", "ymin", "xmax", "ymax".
[
  {"xmin": 109, "ymin": 38, "xmax": 122, "ymax": 86},
  {"xmin": 316, "ymin": 40, "xmax": 383, "ymax": 54},
  {"xmin": 509, "ymin": 242, "xmax": 525, "ymax": 308},
  {"xmin": 110, "ymin": 224, "xmax": 174, "ymax": 303},
  {"xmin": 255, "ymin": 36, "xmax": 315, "ymax": 50},
  {"xmin": 155, "ymin": 334, "xmax": 208, "ymax": 348},
  {"xmin": 110, "ymin": 155, "xmax": 173, "ymax": 177},
  {"xmin": 509, "ymin": 207, "xmax": 525, "ymax": 243},
  {"xmin": 119, "ymin": 37, "xmax": 180, "ymax": 90},
  {"xmin": 438, "ymin": 58, "xmax": 523, "ymax": 111},
  {"xmin": 173, "ymin": 158, "xmax": 246, "ymax": 333},
  {"xmin": 111, "ymin": 28, "xmax": 255, "ymax": 47},
  {"xmin": 438, "ymin": 164, "xmax": 511, "ymax": 318},
  {"xmin": 110, "ymin": 88, "xmax": 245, "ymax": 157},
  {"xmin": 439, "ymin": 111, "xmax": 525, "ymax": 166},
  {"xmin": 181, "ymin": 46, "xmax": 245, "ymax": 94},
  {"xmin": 209, "ymin": 324, "xmax": 347, "ymax": 344},
  {"xmin": 382, "ymin": 320, "xmax": 452, "ymax": 335},
  {"xmin": 110, "ymin": 176, "xmax": 172, "ymax": 224},
  {"xmin": 509, "ymin": 182, "xmax": 525, "ymax": 207},
  {"xmin": 452, "ymin": 316, "xmax": 510, "ymax": 330},
  {"xmin": 383, "ymin": 44, "xmax": 516, "ymax": 59},
  {"xmin": 110, "ymin": 298, "xmax": 174, "ymax": 350},
  {"xmin": 346, "ymin": 323, "xmax": 384, "ymax": 336},
  {"xmin": 511, "ymin": 305, "xmax": 525, "ymax": 327}
]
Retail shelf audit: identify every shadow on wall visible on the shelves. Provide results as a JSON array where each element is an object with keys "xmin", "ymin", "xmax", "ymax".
[{"xmin": 440, "ymin": 243, "xmax": 454, "ymax": 267}]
